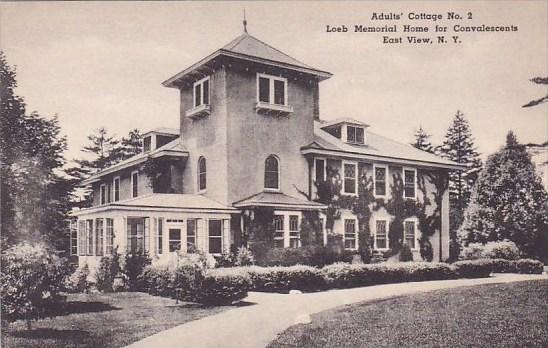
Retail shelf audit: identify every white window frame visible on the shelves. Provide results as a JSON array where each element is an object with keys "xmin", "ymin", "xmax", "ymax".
[
  {"xmin": 197, "ymin": 157, "xmax": 207, "ymax": 194},
  {"xmin": 273, "ymin": 210, "xmax": 302, "ymax": 248},
  {"xmin": 403, "ymin": 218, "xmax": 419, "ymax": 251},
  {"xmin": 113, "ymin": 176, "xmax": 120, "ymax": 202},
  {"xmin": 403, "ymin": 167, "xmax": 417, "ymax": 200},
  {"xmin": 264, "ymin": 154, "xmax": 281, "ymax": 191},
  {"xmin": 313, "ymin": 157, "xmax": 327, "ymax": 183},
  {"xmin": 374, "ymin": 219, "xmax": 389, "ymax": 251},
  {"xmin": 342, "ymin": 160, "xmax": 358, "ymax": 196},
  {"xmin": 131, "ymin": 170, "xmax": 139, "ymax": 198},
  {"xmin": 100, "ymin": 184, "xmax": 107, "ymax": 205},
  {"xmin": 343, "ymin": 217, "xmax": 358, "ymax": 250},
  {"xmin": 207, "ymin": 219, "xmax": 224, "ymax": 255},
  {"xmin": 193, "ymin": 76, "xmax": 210, "ymax": 108},
  {"xmin": 373, "ymin": 164, "xmax": 388, "ymax": 198},
  {"xmin": 346, "ymin": 125, "xmax": 365, "ymax": 145},
  {"xmin": 256, "ymin": 73, "xmax": 288, "ymax": 106}
]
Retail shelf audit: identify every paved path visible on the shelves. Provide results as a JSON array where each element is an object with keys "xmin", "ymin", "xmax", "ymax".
[{"xmin": 126, "ymin": 273, "xmax": 547, "ymax": 348}]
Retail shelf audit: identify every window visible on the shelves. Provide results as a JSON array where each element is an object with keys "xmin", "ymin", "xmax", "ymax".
[
  {"xmin": 107, "ymin": 184, "xmax": 111, "ymax": 203},
  {"xmin": 131, "ymin": 171, "xmax": 139, "ymax": 198},
  {"xmin": 344, "ymin": 219, "xmax": 357, "ymax": 250},
  {"xmin": 95, "ymin": 218, "xmax": 104, "ymax": 256},
  {"xmin": 374, "ymin": 165, "xmax": 387, "ymax": 197},
  {"xmin": 198, "ymin": 157, "xmax": 206, "ymax": 192},
  {"xmin": 113, "ymin": 177, "xmax": 120, "ymax": 202},
  {"xmin": 70, "ymin": 220, "xmax": 78, "ymax": 255},
  {"xmin": 78, "ymin": 220, "xmax": 86, "ymax": 256},
  {"xmin": 106, "ymin": 218, "xmax": 114, "ymax": 255},
  {"xmin": 289, "ymin": 215, "xmax": 300, "ymax": 248},
  {"xmin": 374, "ymin": 220, "xmax": 388, "ymax": 250},
  {"xmin": 127, "ymin": 217, "xmax": 149, "ymax": 253},
  {"xmin": 157, "ymin": 218, "xmax": 163, "ymax": 254},
  {"xmin": 343, "ymin": 161, "xmax": 357, "ymax": 195},
  {"xmin": 187, "ymin": 219, "xmax": 197, "ymax": 251},
  {"xmin": 193, "ymin": 76, "xmax": 210, "ymax": 108},
  {"xmin": 168, "ymin": 228, "xmax": 181, "ymax": 252},
  {"xmin": 143, "ymin": 136, "xmax": 152, "ymax": 152},
  {"xmin": 347, "ymin": 126, "xmax": 365, "ymax": 145},
  {"xmin": 100, "ymin": 184, "xmax": 107, "ymax": 205},
  {"xmin": 257, "ymin": 74, "xmax": 287, "ymax": 106},
  {"xmin": 314, "ymin": 158, "xmax": 326, "ymax": 182},
  {"xmin": 404, "ymin": 220, "xmax": 417, "ymax": 250},
  {"xmin": 264, "ymin": 155, "xmax": 280, "ymax": 190},
  {"xmin": 273, "ymin": 215, "xmax": 284, "ymax": 248},
  {"xmin": 87, "ymin": 219, "xmax": 94, "ymax": 255},
  {"xmin": 208, "ymin": 219, "xmax": 223, "ymax": 254},
  {"xmin": 404, "ymin": 168, "xmax": 416, "ymax": 199}
]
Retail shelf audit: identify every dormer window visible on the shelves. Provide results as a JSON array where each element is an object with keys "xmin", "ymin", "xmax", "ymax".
[
  {"xmin": 256, "ymin": 73, "xmax": 293, "ymax": 114},
  {"xmin": 347, "ymin": 125, "xmax": 365, "ymax": 145},
  {"xmin": 143, "ymin": 136, "xmax": 152, "ymax": 153},
  {"xmin": 186, "ymin": 76, "xmax": 211, "ymax": 119}
]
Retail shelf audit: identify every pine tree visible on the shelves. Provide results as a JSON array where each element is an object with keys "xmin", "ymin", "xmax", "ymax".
[
  {"xmin": 74, "ymin": 127, "xmax": 120, "ymax": 174},
  {"xmin": 411, "ymin": 126, "xmax": 435, "ymax": 153},
  {"xmin": 117, "ymin": 128, "xmax": 142, "ymax": 161},
  {"xmin": 458, "ymin": 132, "xmax": 547, "ymax": 260}
]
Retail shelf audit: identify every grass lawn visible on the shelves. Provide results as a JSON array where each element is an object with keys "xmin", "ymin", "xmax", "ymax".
[
  {"xmin": 1, "ymin": 292, "xmax": 235, "ymax": 348},
  {"xmin": 268, "ymin": 279, "xmax": 548, "ymax": 348}
]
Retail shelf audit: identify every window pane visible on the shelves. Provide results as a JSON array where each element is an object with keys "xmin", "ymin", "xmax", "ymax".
[
  {"xmin": 169, "ymin": 228, "xmax": 181, "ymax": 252},
  {"xmin": 195, "ymin": 83, "xmax": 201, "ymax": 107},
  {"xmin": 203, "ymin": 79, "xmax": 209, "ymax": 105},
  {"xmin": 356, "ymin": 127, "xmax": 364, "ymax": 144},
  {"xmin": 375, "ymin": 220, "xmax": 387, "ymax": 249},
  {"xmin": 264, "ymin": 156, "xmax": 279, "ymax": 189},
  {"xmin": 209, "ymin": 220, "xmax": 222, "ymax": 236},
  {"xmin": 114, "ymin": 178, "xmax": 120, "ymax": 201},
  {"xmin": 187, "ymin": 219, "xmax": 196, "ymax": 249},
  {"xmin": 198, "ymin": 158, "xmax": 206, "ymax": 191},
  {"xmin": 375, "ymin": 167, "xmax": 386, "ymax": 196},
  {"xmin": 274, "ymin": 80, "xmax": 285, "ymax": 105},
  {"xmin": 259, "ymin": 77, "xmax": 270, "ymax": 103},
  {"xmin": 404, "ymin": 221, "xmax": 416, "ymax": 249},
  {"xmin": 404, "ymin": 170, "xmax": 415, "ymax": 198},
  {"xmin": 315, "ymin": 159, "xmax": 325, "ymax": 182},
  {"xmin": 344, "ymin": 163, "xmax": 356, "ymax": 194},
  {"xmin": 143, "ymin": 136, "xmax": 151, "ymax": 152},
  {"xmin": 209, "ymin": 238, "xmax": 222, "ymax": 254},
  {"xmin": 289, "ymin": 216, "xmax": 299, "ymax": 231},
  {"xmin": 132, "ymin": 173, "xmax": 138, "ymax": 197},
  {"xmin": 347, "ymin": 126, "xmax": 356, "ymax": 143}
]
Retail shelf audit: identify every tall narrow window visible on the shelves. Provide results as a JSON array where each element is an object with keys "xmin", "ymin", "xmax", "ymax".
[
  {"xmin": 404, "ymin": 220, "xmax": 417, "ymax": 249},
  {"xmin": 315, "ymin": 158, "xmax": 326, "ymax": 182},
  {"xmin": 100, "ymin": 184, "xmax": 106, "ymax": 205},
  {"xmin": 273, "ymin": 215, "xmax": 284, "ymax": 248},
  {"xmin": 198, "ymin": 157, "xmax": 206, "ymax": 192},
  {"xmin": 87, "ymin": 220, "xmax": 94, "ymax": 255},
  {"xmin": 193, "ymin": 76, "xmax": 210, "ymax": 108},
  {"xmin": 374, "ymin": 166, "xmax": 387, "ymax": 197},
  {"xmin": 78, "ymin": 220, "xmax": 86, "ymax": 256},
  {"xmin": 95, "ymin": 218, "xmax": 104, "ymax": 256},
  {"xmin": 264, "ymin": 155, "xmax": 280, "ymax": 190},
  {"xmin": 375, "ymin": 220, "xmax": 388, "ymax": 250},
  {"xmin": 70, "ymin": 220, "xmax": 78, "ymax": 255},
  {"xmin": 187, "ymin": 219, "xmax": 197, "ymax": 251},
  {"xmin": 107, "ymin": 184, "xmax": 112, "ymax": 203},
  {"xmin": 289, "ymin": 215, "xmax": 300, "ymax": 248},
  {"xmin": 106, "ymin": 218, "xmax": 114, "ymax": 255},
  {"xmin": 168, "ymin": 228, "xmax": 181, "ymax": 252},
  {"xmin": 127, "ymin": 217, "xmax": 147, "ymax": 253},
  {"xmin": 157, "ymin": 218, "xmax": 163, "ymax": 255},
  {"xmin": 113, "ymin": 177, "xmax": 120, "ymax": 202},
  {"xmin": 258, "ymin": 77, "xmax": 270, "ymax": 103},
  {"xmin": 257, "ymin": 74, "xmax": 287, "ymax": 106},
  {"xmin": 208, "ymin": 219, "xmax": 223, "ymax": 254},
  {"xmin": 274, "ymin": 80, "xmax": 285, "ymax": 105},
  {"xmin": 131, "ymin": 171, "xmax": 139, "ymax": 198},
  {"xmin": 344, "ymin": 219, "xmax": 357, "ymax": 250},
  {"xmin": 143, "ymin": 136, "xmax": 152, "ymax": 152},
  {"xmin": 404, "ymin": 169, "xmax": 416, "ymax": 199},
  {"xmin": 343, "ymin": 162, "xmax": 357, "ymax": 195}
]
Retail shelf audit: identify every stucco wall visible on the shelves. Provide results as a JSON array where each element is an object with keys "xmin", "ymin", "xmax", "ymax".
[{"xmin": 91, "ymin": 167, "xmax": 153, "ymax": 206}]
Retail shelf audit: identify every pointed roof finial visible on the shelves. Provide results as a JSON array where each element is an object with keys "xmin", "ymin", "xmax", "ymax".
[{"xmin": 243, "ymin": 9, "xmax": 248, "ymax": 33}]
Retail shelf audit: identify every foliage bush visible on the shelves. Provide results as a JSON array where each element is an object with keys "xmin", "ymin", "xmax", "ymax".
[
  {"xmin": 65, "ymin": 263, "xmax": 91, "ymax": 293},
  {"xmin": 122, "ymin": 251, "xmax": 151, "ymax": 291},
  {"xmin": 256, "ymin": 246, "xmax": 353, "ymax": 267},
  {"xmin": 460, "ymin": 243, "xmax": 485, "ymax": 260},
  {"xmin": 235, "ymin": 246, "xmax": 255, "ymax": 266},
  {"xmin": 514, "ymin": 259, "xmax": 544, "ymax": 274},
  {"xmin": 95, "ymin": 251, "xmax": 121, "ymax": 292},
  {"xmin": 0, "ymin": 243, "xmax": 71, "ymax": 326},
  {"xmin": 399, "ymin": 244, "xmax": 414, "ymax": 262},
  {"xmin": 139, "ymin": 265, "xmax": 173, "ymax": 297},
  {"xmin": 244, "ymin": 265, "xmax": 326, "ymax": 292},
  {"xmin": 457, "ymin": 258, "xmax": 543, "ymax": 275},
  {"xmin": 487, "ymin": 259, "xmax": 517, "ymax": 273},
  {"xmin": 452, "ymin": 260, "xmax": 493, "ymax": 278},
  {"xmin": 481, "ymin": 240, "xmax": 520, "ymax": 260},
  {"xmin": 214, "ymin": 251, "xmax": 235, "ymax": 268},
  {"xmin": 195, "ymin": 268, "xmax": 252, "ymax": 305}
]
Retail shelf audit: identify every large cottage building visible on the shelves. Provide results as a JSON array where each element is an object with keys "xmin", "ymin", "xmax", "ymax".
[{"xmin": 74, "ymin": 29, "xmax": 462, "ymax": 269}]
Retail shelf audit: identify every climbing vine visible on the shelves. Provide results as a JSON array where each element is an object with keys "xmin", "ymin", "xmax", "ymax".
[{"xmin": 143, "ymin": 156, "xmax": 175, "ymax": 193}]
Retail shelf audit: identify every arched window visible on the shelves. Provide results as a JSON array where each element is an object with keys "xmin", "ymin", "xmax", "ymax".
[
  {"xmin": 198, "ymin": 157, "xmax": 206, "ymax": 191},
  {"xmin": 264, "ymin": 155, "xmax": 280, "ymax": 190}
]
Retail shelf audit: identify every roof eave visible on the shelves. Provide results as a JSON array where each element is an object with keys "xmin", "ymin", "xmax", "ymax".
[{"xmin": 233, "ymin": 201, "xmax": 327, "ymax": 210}]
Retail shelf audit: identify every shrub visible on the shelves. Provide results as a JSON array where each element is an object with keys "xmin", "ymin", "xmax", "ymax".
[
  {"xmin": 258, "ymin": 247, "xmax": 313, "ymax": 267},
  {"xmin": 196, "ymin": 268, "xmax": 252, "ymax": 305},
  {"xmin": 122, "ymin": 251, "xmax": 152, "ymax": 291},
  {"xmin": 245, "ymin": 265, "xmax": 326, "ymax": 292},
  {"xmin": 214, "ymin": 251, "xmax": 235, "ymax": 268},
  {"xmin": 308, "ymin": 246, "xmax": 354, "ymax": 267},
  {"xmin": 399, "ymin": 244, "xmax": 414, "ymax": 262},
  {"xmin": 139, "ymin": 265, "xmax": 174, "ymax": 297},
  {"xmin": 452, "ymin": 260, "xmax": 493, "ymax": 278},
  {"xmin": 482, "ymin": 240, "xmax": 520, "ymax": 260},
  {"xmin": 460, "ymin": 243, "xmax": 484, "ymax": 260},
  {"xmin": 65, "ymin": 263, "xmax": 91, "ymax": 293},
  {"xmin": 514, "ymin": 259, "xmax": 544, "ymax": 274},
  {"xmin": 95, "ymin": 251, "xmax": 121, "ymax": 292},
  {"xmin": 172, "ymin": 262, "xmax": 206, "ymax": 301},
  {"xmin": 0, "ymin": 243, "xmax": 71, "ymax": 327},
  {"xmin": 488, "ymin": 259, "xmax": 517, "ymax": 273},
  {"xmin": 235, "ymin": 246, "xmax": 255, "ymax": 266}
]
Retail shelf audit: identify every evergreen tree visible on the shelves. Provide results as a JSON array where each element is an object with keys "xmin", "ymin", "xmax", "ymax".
[
  {"xmin": 0, "ymin": 52, "xmax": 76, "ymax": 251},
  {"xmin": 411, "ymin": 125, "xmax": 435, "ymax": 153},
  {"xmin": 438, "ymin": 110, "xmax": 483, "ymax": 260},
  {"xmin": 74, "ymin": 127, "xmax": 120, "ymax": 176},
  {"xmin": 458, "ymin": 132, "xmax": 547, "ymax": 260},
  {"xmin": 117, "ymin": 128, "xmax": 142, "ymax": 161}
]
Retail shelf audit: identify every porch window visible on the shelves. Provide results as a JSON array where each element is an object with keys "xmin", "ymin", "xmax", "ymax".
[
  {"xmin": 127, "ymin": 217, "xmax": 149, "ymax": 253},
  {"xmin": 78, "ymin": 221, "xmax": 86, "ymax": 256},
  {"xmin": 374, "ymin": 165, "xmax": 387, "ymax": 197},
  {"xmin": 375, "ymin": 220, "xmax": 388, "ymax": 250},
  {"xmin": 198, "ymin": 157, "xmax": 206, "ymax": 192},
  {"xmin": 273, "ymin": 215, "xmax": 284, "ymax": 248},
  {"xmin": 168, "ymin": 228, "xmax": 181, "ymax": 252},
  {"xmin": 404, "ymin": 220, "xmax": 417, "ymax": 250},
  {"xmin": 344, "ymin": 219, "xmax": 357, "ymax": 250},
  {"xmin": 157, "ymin": 218, "xmax": 163, "ymax": 254},
  {"xmin": 314, "ymin": 158, "xmax": 326, "ymax": 182},
  {"xmin": 257, "ymin": 74, "xmax": 287, "ymax": 106},
  {"xmin": 194, "ymin": 76, "xmax": 210, "ymax": 108},
  {"xmin": 208, "ymin": 219, "xmax": 223, "ymax": 254},
  {"xmin": 264, "ymin": 155, "xmax": 280, "ymax": 190},
  {"xmin": 343, "ymin": 161, "xmax": 357, "ymax": 195},
  {"xmin": 87, "ymin": 220, "xmax": 94, "ymax": 255},
  {"xmin": 404, "ymin": 168, "xmax": 416, "ymax": 199},
  {"xmin": 106, "ymin": 218, "xmax": 114, "ymax": 255},
  {"xmin": 187, "ymin": 219, "xmax": 197, "ymax": 251},
  {"xmin": 113, "ymin": 177, "xmax": 120, "ymax": 202},
  {"xmin": 100, "ymin": 184, "xmax": 107, "ymax": 205},
  {"xmin": 95, "ymin": 218, "xmax": 104, "ymax": 256},
  {"xmin": 131, "ymin": 171, "xmax": 139, "ymax": 198},
  {"xmin": 70, "ymin": 220, "xmax": 78, "ymax": 255},
  {"xmin": 289, "ymin": 215, "xmax": 300, "ymax": 248}
]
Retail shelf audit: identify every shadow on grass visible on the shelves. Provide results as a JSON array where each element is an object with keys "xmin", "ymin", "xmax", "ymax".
[
  {"xmin": 44, "ymin": 301, "xmax": 121, "ymax": 318},
  {"xmin": 9, "ymin": 328, "xmax": 90, "ymax": 340}
]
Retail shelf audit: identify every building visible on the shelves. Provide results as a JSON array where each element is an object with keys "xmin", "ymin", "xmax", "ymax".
[{"xmin": 73, "ymin": 28, "xmax": 462, "ymax": 270}]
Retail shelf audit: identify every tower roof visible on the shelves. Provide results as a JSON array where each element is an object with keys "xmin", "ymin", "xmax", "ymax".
[{"xmin": 163, "ymin": 32, "xmax": 331, "ymax": 88}]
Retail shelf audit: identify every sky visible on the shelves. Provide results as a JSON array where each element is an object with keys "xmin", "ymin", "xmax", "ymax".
[{"xmin": 1, "ymin": 1, "xmax": 546, "ymax": 163}]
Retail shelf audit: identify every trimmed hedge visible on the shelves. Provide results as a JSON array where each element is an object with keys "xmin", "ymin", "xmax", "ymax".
[
  {"xmin": 452, "ymin": 260, "xmax": 493, "ymax": 278},
  {"xmin": 467, "ymin": 258, "xmax": 544, "ymax": 275},
  {"xmin": 196, "ymin": 268, "xmax": 252, "ymax": 305},
  {"xmin": 244, "ymin": 265, "xmax": 326, "ymax": 292}
]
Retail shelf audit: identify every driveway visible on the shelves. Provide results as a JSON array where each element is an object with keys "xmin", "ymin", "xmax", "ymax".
[{"xmin": 125, "ymin": 273, "xmax": 547, "ymax": 348}]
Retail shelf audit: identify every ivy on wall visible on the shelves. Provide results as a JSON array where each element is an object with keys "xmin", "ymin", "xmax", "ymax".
[
  {"xmin": 143, "ymin": 156, "xmax": 173, "ymax": 193},
  {"xmin": 241, "ymin": 207, "xmax": 275, "ymax": 260}
]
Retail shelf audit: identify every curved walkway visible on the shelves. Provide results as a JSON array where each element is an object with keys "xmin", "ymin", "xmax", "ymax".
[{"xmin": 126, "ymin": 273, "xmax": 547, "ymax": 348}]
